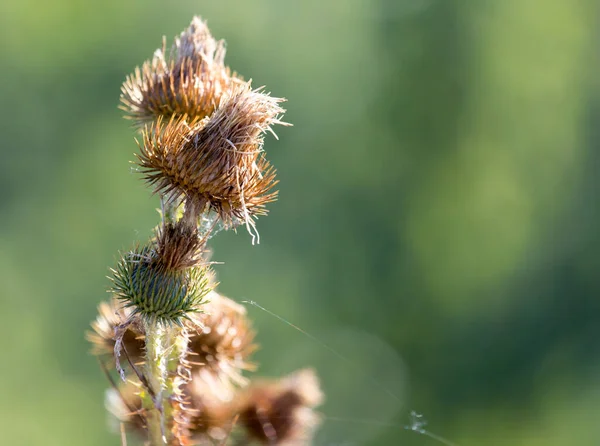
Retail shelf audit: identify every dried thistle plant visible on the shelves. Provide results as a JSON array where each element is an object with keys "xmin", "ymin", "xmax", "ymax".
[{"xmin": 88, "ymin": 17, "xmax": 322, "ymax": 445}]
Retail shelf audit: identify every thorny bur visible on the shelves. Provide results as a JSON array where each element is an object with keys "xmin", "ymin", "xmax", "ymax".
[{"xmin": 87, "ymin": 16, "xmax": 322, "ymax": 445}]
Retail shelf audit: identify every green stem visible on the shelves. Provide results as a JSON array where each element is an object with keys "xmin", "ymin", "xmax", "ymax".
[
  {"xmin": 143, "ymin": 320, "xmax": 167, "ymax": 445},
  {"xmin": 142, "ymin": 320, "xmax": 189, "ymax": 446}
]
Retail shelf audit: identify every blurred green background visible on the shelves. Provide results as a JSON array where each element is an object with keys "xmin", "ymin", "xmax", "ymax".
[{"xmin": 1, "ymin": 0, "xmax": 599, "ymax": 444}]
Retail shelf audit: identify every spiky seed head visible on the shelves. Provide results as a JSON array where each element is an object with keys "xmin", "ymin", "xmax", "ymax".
[
  {"xmin": 110, "ymin": 245, "xmax": 210, "ymax": 325},
  {"xmin": 120, "ymin": 17, "xmax": 241, "ymax": 128},
  {"xmin": 237, "ymin": 369, "xmax": 324, "ymax": 444},
  {"xmin": 138, "ymin": 83, "xmax": 284, "ymax": 227}
]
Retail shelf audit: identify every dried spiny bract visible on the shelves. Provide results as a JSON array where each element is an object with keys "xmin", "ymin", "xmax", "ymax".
[
  {"xmin": 155, "ymin": 221, "xmax": 206, "ymax": 271},
  {"xmin": 111, "ymin": 245, "xmax": 210, "ymax": 325},
  {"xmin": 237, "ymin": 369, "xmax": 324, "ymax": 445},
  {"xmin": 138, "ymin": 83, "xmax": 284, "ymax": 231},
  {"xmin": 121, "ymin": 17, "xmax": 237, "ymax": 127},
  {"xmin": 174, "ymin": 16, "xmax": 225, "ymax": 65}
]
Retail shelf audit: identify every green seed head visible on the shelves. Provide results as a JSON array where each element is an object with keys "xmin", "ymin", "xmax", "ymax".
[{"xmin": 111, "ymin": 246, "xmax": 210, "ymax": 325}]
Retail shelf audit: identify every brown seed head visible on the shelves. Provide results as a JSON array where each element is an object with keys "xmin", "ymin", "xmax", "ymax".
[
  {"xmin": 120, "ymin": 17, "xmax": 239, "ymax": 127},
  {"xmin": 187, "ymin": 291, "xmax": 258, "ymax": 401},
  {"xmin": 237, "ymin": 369, "xmax": 324, "ymax": 444},
  {"xmin": 138, "ymin": 82, "xmax": 284, "ymax": 228}
]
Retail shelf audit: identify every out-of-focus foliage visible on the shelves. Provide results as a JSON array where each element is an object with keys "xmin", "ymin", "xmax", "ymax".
[{"xmin": 1, "ymin": 0, "xmax": 599, "ymax": 444}]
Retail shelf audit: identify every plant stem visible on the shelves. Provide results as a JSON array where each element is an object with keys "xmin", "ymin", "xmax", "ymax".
[
  {"xmin": 143, "ymin": 320, "xmax": 189, "ymax": 445},
  {"xmin": 143, "ymin": 320, "xmax": 167, "ymax": 445}
]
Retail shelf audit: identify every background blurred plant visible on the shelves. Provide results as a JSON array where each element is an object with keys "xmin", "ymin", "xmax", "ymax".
[{"xmin": 87, "ymin": 17, "xmax": 322, "ymax": 445}]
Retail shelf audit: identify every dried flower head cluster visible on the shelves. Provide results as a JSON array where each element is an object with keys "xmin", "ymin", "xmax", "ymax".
[
  {"xmin": 88, "ymin": 16, "xmax": 322, "ymax": 446},
  {"xmin": 138, "ymin": 90, "xmax": 281, "ymax": 233},
  {"xmin": 122, "ymin": 16, "xmax": 286, "ymax": 238},
  {"xmin": 105, "ymin": 367, "xmax": 322, "ymax": 445},
  {"xmin": 89, "ymin": 293, "xmax": 321, "ymax": 444}
]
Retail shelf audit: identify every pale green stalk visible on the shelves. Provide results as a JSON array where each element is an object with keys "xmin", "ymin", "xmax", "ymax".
[{"xmin": 143, "ymin": 320, "xmax": 189, "ymax": 445}]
